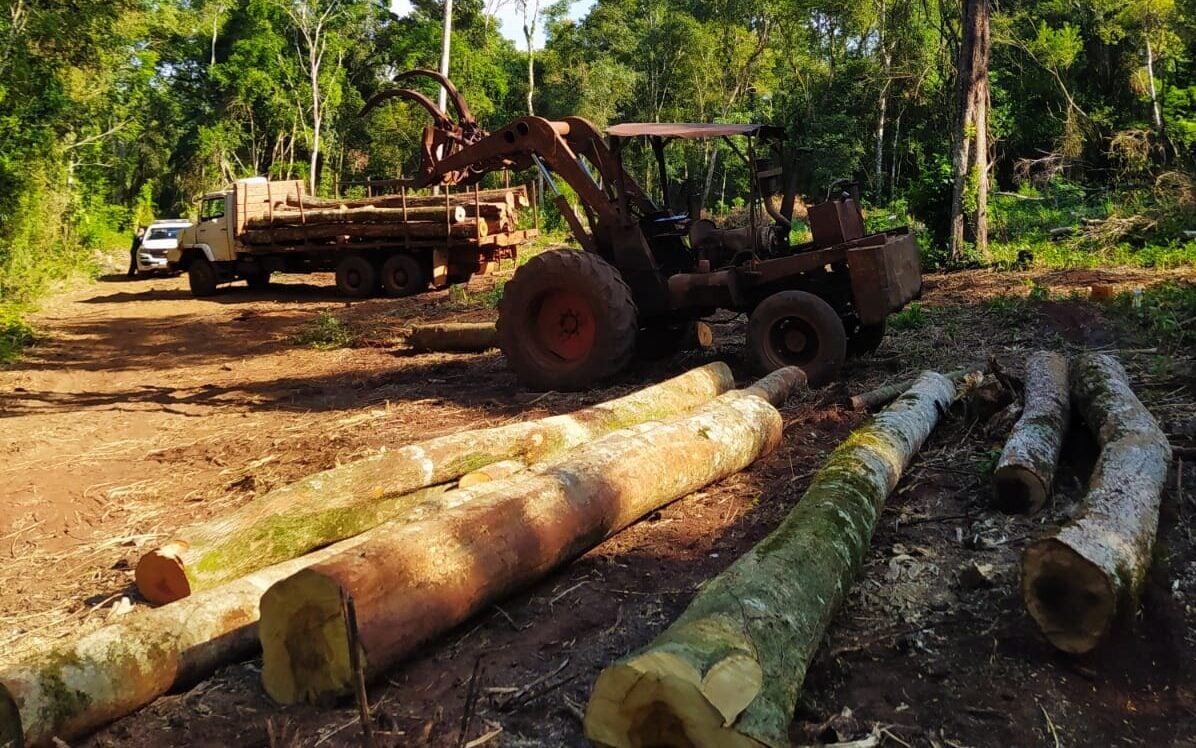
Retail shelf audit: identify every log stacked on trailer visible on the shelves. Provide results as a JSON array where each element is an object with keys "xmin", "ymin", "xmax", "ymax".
[{"xmin": 242, "ymin": 185, "xmax": 533, "ymax": 250}]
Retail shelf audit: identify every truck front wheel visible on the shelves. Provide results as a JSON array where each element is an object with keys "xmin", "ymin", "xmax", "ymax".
[
  {"xmin": 746, "ymin": 290, "xmax": 846, "ymax": 385},
  {"xmin": 188, "ymin": 258, "xmax": 220, "ymax": 297},
  {"xmin": 497, "ymin": 249, "xmax": 637, "ymax": 391},
  {"xmin": 335, "ymin": 255, "xmax": 378, "ymax": 298}
]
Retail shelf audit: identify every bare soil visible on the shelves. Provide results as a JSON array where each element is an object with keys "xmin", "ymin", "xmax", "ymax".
[{"xmin": 1, "ymin": 264, "xmax": 1194, "ymax": 747}]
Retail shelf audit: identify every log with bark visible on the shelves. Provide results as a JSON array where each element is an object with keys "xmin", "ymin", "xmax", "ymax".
[
  {"xmin": 847, "ymin": 365, "xmax": 980, "ymax": 411},
  {"xmin": 286, "ymin": 186, "xmax": 528, "ymax": 212},
  {"xmin": 257, "ymin": 367, "xmax": 805, "ymax": 706},
  {"xmin": 0, "ymin": 532, "xmax": 373, "ymax": 748},
  {"xmin": 241, "ymin": 218, "xmax": 493, "ymax": 246},
  {"xmin": 584, "ymin": 371, "xmax": 957, "ymax": 748},
  {"xmin": 135, "ymin": 363, "xmax": 736, "ymax": 604},
  {"xmin": 1021, "ymin": 353, "xmax": 1171, "ymax": 654},
  {"xmin": 458, "ymin": 459, "xmax": 526, "ymax": 488},
  {"xmin": 246, "ymin": 204, "xmax": 468, "ymax": 228},
  {"xmin": 992, "ymin": 351, "xmax": 1069, "ymax": 513},
  {"xmin": 406, "ymin": 322, "xmax": 497, "ymax": 352}
]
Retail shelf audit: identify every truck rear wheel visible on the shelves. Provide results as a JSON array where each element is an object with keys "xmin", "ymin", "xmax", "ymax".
[
  {"xmin": 380, "ymin": 253, "xmax": 426, "ymax": 297},
  {"xmin": 497, "ymin": 249, "xmax": 637, "ymax": 391},
  {"xmin": 188, "ymin": 258, "xmax": 220, "ymax": 297},
  {"xmin": 746, "ymin": 290, "xmax": 846, "ymax": 385},
  {"xmin": 335, "ymin": 255, "xmax": 378, "ymax": 298}
]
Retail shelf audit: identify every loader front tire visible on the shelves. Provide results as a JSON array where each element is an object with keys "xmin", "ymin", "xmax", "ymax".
[{"xmin": 497, "ymin": 249, "xmax": 637, "ymax": 391}]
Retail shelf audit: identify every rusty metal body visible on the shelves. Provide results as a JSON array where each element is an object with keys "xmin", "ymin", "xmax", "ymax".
[{"xmin": 366, "ymin": 70, "xmax": 921, "ymax": 385}]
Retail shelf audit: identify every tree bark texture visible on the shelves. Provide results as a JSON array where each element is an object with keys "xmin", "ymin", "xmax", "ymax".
[
  {"xmin": 0, "ymin": 533, "xmax": 371, "ymax": 748},
  {"xmin": 848, "ymin": 365, "xmax": 979, "ymax": 411},
  {"xmin": 406, "ymin": 322, "xmax": 497, "ymax": 352},
  {"xmin": 949, "ymin": 0, "xmax": 990, "ymax": 261},
  {"xmin": 1021, "ymin": 353, "xmax": 1171, "ymax": 654},
  {"xmin": 135, "ymin": 363, "xmax": 735, "ymax": 604},
  {"xmin": 992, "ymin": 351, "xmax": 1069, "ymax": 513},
  {"xmin": 257, "ymin": 368, "xmax": 804, "ymax": 706},
  {"xmin": 584, "ymin": 371, "xmax": 957, "ymax": 748}
]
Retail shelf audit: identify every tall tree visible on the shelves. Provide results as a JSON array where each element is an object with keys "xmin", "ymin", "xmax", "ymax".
[{"xmin": 949, "ymin": 0, "xmax": 990, "ymax": 259}]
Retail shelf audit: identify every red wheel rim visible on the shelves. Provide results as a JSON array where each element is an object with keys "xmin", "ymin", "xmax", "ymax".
[{"xmin": 535, "ymin": 289, "xmax": 596, "ymax": 362}]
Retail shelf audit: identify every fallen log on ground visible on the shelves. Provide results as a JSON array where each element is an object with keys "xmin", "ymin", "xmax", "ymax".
[
  {"xmin": 584, "ymin": 371, "xmax": 957, "ymax": 748},
  {"xmin": 407, "ymin": 322, "xmax": 497, "ymax": 352},
  {"xmin": 135, "ymin": 363, "xmax": 735, "ymax": 604},
  {"xmin": 992, "ymin": 351, "xmax": 1069, "ymax": 513},
  {"xmin": 458, "ymin": 459, "xmax": 525, "ymax": 488},
  {"xmin": 1021, "ymin": 353, "xmax": 1171, "ymax": 654},
  {"xmin": 0, "ymin": 532, "xmax": 373, "ymax": 748},
  {"xmin": 257, "ymin": 367, "xmax": 805, "ymax": 706},
  {"xmin": 847, "ymin": 365, "xmax": 978, "ymax": 411}
]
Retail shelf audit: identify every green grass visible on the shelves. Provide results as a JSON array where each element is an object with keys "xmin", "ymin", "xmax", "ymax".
[
  {"xmin": 889, "ymin": 301, "xmax": 928, "ymax": 330},
  {"xmin": 0, "ymin": 304, "xmax": 36, "ymax": 365},
  {"xmin": 292, "ymin": 312, "xmax": 357, "ymax": 350},
  {"xmin": 449, "ymin": 280, "xmax": 505, "ymax": 309},
  {"xmin": 1109, "ymin": 281, "xmax": 1196, "ymax": 350}
]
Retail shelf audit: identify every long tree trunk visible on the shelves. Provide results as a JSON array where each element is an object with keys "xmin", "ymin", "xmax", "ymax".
[
  {"xmin": 135, "ymin": 363, "xmax": 735, "ymax": 604},
  {"xmin": 258, "ymin": 369, "xmax": 804, "ymax": 706},
  {"xmin": 0, "ymin": 531, "xmax": 374, "ymax": 748},
  {"xmin": 949, "ymin": 0, "xmax": 989, "ymax": 261},
  {"xmin": 992, "ymin": 351, "xmax": 1069, "ymax": 513},
  {"xmin": 584, "ymin": 371, "xmax": 957, "ymax": 748},
  {"xmin": 1021, "ymin": 353, "xmax": 1171, "ymax": 654},
  {"xmin": 406, "ymin": 322, "xmax": 497, "ymax": 352},
  {"xmin": 1145, "ymin": 35, "xmax": 1162, "ymax": 132}
]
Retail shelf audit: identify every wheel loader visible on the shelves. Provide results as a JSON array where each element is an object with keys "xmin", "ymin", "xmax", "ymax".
[{"xmin": 366, "ymin": 70, "xmax": 922, "ymax": 390}]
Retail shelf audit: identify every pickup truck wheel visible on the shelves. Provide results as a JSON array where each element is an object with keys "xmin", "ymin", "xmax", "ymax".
[
  {"xmin": 188, "ymin": 258, "xmax": 220, "ymax": 297},
  {"xmin": 747, "ymin": 290, "xmax": 846, "ymax": 385},
  {"xmin": 846, "ymin": 318, "xmax": 886, "ymax": 357},
  {"xmin": 380, "ymin": 254, "xmax": 426, "ymax": 297},
  {"xmin": 335, "ymin": 255, "xmax": 379, "ymax": 298},
  {"xmin": 497, "ymin": 249, "xmax": 637, "ymax": 391}
]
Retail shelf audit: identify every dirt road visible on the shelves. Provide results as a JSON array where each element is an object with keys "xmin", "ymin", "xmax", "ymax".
[{"xmin": 1, "ymin": 266, "xmax": 1193, "ymax": 746}]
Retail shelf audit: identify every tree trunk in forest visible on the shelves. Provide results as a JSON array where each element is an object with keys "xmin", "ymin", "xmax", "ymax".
[
  {"xmin": 257, "ymin": 368, "xmax": 804, "ymax": 706},
  {"xmin": 135, "ymin": 363, "xmax": 735, "ymax": 604},
  {"xmin": 1021, "ymin": 353, "xmax": 1171, "ymax": 654},
  {"xmin": 584, "ymin": 371, "xmax": 956, "ymax": 748},
  {"xmin": 1145, "ymin": 35, "xmax": 1162, "ymax": 132},
  {"xmin": 0, "ymin": 532, "xmax": 373, "ymax": 748},
  {"xmin": 949, "ymin": 0, "xmax": 990, "ymax": 261},
  {"xmin": 406, "ymin": 322, "xmax": 497, "ymax": 352},
  {"xmin": 992, "ymin": 351, "xmax": 1069, "ymax": 513}
]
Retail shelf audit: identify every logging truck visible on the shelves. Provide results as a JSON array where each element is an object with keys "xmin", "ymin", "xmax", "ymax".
[{"xmin": 167, "ymin": 177, "xmax": 537, "ymax": 298}]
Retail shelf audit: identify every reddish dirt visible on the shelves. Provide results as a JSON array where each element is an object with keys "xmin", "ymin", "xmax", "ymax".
[{"xmin": 1, "ymin": 265, "xmax": 1194, "ymax": 747}]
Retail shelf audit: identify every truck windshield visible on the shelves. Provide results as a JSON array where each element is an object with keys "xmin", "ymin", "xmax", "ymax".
[
  {"xmin": 201, "ymin": 199, "xmax": 225, "ymax": 220},
  {"xmin": 147, "ymin": 227, "xmax": 183, "ymax": 240}
]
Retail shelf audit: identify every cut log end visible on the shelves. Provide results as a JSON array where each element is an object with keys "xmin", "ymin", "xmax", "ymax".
[
  {"xmin": 1021, "ymin": 538, "xmax": 1116, "ymax": 654},
  {"xmin": 134, "ymin": 543, "xmax": 191, "ymax": 605},
  {"xmin": 585, "ymin": 654, "xmax": 764, "ymax": 748},
  {"xmin": 259, "ymin": 570, "xmax": 355, "ymax": 706},
  {"xmin": 991, "ymin": 464, "xmax": 1048, "ymax": 514}
]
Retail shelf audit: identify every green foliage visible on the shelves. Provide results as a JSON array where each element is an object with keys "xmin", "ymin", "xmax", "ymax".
[
  {"xmin": 449, "ymin": 280, "xmax": 506, "ymax": 309},
  {"xmin": 1111, "ymin": 282, "xmax": 1196, "ymax": 349},
  {"xmin": 293, "ymin": 311, "xmax": 357, "ymax": 349},
  {"xmin": 889, "ymin": 302, "xmax": 927, "ymax": 330},
  {"xmin": 0, "ymin": 304, "xmax": 36, "ymax": 365}
]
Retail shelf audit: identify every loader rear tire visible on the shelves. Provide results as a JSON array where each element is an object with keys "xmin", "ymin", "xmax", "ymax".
[
  {"xmin": 747, "ymin": 290, "xmax": 846, "ymax": 386},
  {"xmin": 497, "ymin": 249, "xmax": 637, "ymax": 391}
]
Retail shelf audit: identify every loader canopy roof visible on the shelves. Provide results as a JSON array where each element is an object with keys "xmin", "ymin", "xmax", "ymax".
[{"xmin": 605, "ymin": 122, "xmax": 784, "ymax": 139}]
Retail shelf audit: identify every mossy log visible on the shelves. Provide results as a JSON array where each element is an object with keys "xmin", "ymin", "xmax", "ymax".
[
  {"xmin": 406, "ymin": 322, "xmax": 497, "ymax": 352},
  {"xmin": 135, "ymin": 363, "xmax": 735, "ymax": 604},
  {"xmin": 458, "ymin": 459, "xmax": 526, "ymax": 488},
  {"xmin": 992, "ymin": 351, "xmax": 1069, "ymax": 513},
  {"xmin": 847, "ymin": 365, "xmax": 978, "ymax": 411},
  {"xmin": 584, "ymin": 371, "xmax": 957, "ymax": 748},
  {"xmin": 257, "ymin": 368, "xmax": 804, "ymax": 706},
  {"xmin": 1021, "ymin": 353, "xmax": 1171, "ymax": 654},
  {"xmin": 0, "ymin": 532, "xmax": 373, "ymax": 748}
]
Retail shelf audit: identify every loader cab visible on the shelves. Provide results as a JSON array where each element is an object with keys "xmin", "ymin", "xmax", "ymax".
[{"xmin": 184, "ymin": 192, "xmax": 234, "ymax": 261}]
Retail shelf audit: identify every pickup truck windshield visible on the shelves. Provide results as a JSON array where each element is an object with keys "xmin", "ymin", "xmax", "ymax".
[{"xmin": 147, "ymin": 227, "xmax": 183, "ymax": 240}]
